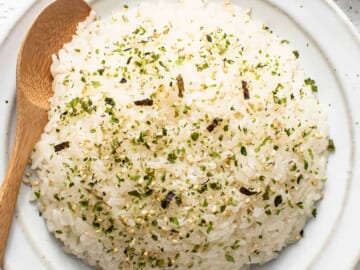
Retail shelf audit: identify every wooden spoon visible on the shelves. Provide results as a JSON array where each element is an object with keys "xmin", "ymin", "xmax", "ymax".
[{"xmin": 0, "ymin": 0, "xmax": 91, "ymax": 265}]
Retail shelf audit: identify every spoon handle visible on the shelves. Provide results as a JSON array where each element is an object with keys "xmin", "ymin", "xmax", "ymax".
[{"xmin": 0, "ymin": 138, "xmax": 35, "ymax": 265}]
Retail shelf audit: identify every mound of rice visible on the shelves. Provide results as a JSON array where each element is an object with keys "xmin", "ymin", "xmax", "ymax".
[{"xmin": 30, "ymin": 1, "xmax": 331, "ymax": 269}]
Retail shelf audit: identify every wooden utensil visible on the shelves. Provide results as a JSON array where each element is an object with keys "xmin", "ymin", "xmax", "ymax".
[{"xmin": 0, "ymin": 0, "xmax": 91, "ymax": 265}]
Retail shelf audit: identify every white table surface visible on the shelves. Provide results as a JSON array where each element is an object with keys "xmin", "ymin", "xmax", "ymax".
[
  {"xmin": 334, "ymin": 0, "xmax": 360, "ymax": 29},
  {"xmin": 0, "ymin": 0, "xmax": 359, "ymax": 269}
]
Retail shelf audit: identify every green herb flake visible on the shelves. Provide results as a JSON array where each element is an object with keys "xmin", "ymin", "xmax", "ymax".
[
  {"xmin": 304, "ymin": 77, "xmax": 318, "ymax": 92},
  {"xmin": 231, "ymin": 240, "xmax": 240, "ymax": 250},
  {"xmin": 97, "ymin": 68, "xmax": 105, "ymax": 75},
  {"xmin": 262, "ymin": 186, "xmax": 270, "ymax": 200},
  {"xmin": 240, "ymin": 146, "xmax": 247, "ymax": 156},
  {"xmin": 312, "ymin": 208, "xmax": 317, "ymax": 218},
  {"xmin": 274, "ymin": 195, "xmax": 283, "ymax": 207},
  {"xmin": 79, "ymin": 200, "xmax": 89, "ymax": 209},
  {"xmin": 209, "ymin": 182, "xmax": 222, "ymax": 190},
  {"xmin": 105, "ymin": 97, "xmax": 116, "ymax": 106},
  {"xmin": 292, "ymin": 51, "xmax": 299, "ymax": 59},
  {"xmin": 202, "ymin": 199, "xmax": 209, "ymax": 207},
  {"xmin": 308, "ymin": 148, "xmax": 314, "ymax": 159},
  {"xmin": 169, "ymin": 217, "xmax": 179, "ymax": 226},
  {"xmin": 34, "ymin": 191, "xmax": 41, "ymax": 199},
  {"xmin": 196, "ymin": 62, "xmax": 210, "ymax": 72},
  {"xmin": 206, "ymin": 221, "xmax": 213, "ymax": 233},
  {"xmin": 191, "ymin": 132, "xmax": 200, "ymax": 141},
  {"xmin": 210, "ymin": 152, "xmax": 221, "ymax": 159},
  {"xmin": 130, "ymin": 174, "xmax": 141, "ymax": 181},
  {"xmin": 175, "ymin": 56, "xmax": 186, "ymax": 65},
  {"xmin": 296, "ymin": 202, "xmax": 304, "ymax": 209},
  {"xmin": 128, "ymin": 190, "xmax": 141, "ymax": 198},
  {"xmin": 225, "ymin": 253, "xmax": 235, "ymax": 263},
  {"xmin": 255, "ymin": 136, "xmax": 271, "ymax": 153},
  {"xmin": 116, "ymin": 173, "xmax": 124, "ymax": 182},
  {"xmin": 67, "ymin": 202, "xmax": 75, "ymax": 213},
  {"xmin": 91, "ymin": 81, "xmax": 102, "ymax": 88},
  {"xmin": 206, "ymin": 172, "xmax": 213, "ymax": 177},
  {"xmin": 93, "ymin": 202, "xmax": 103, "ymax": 212},
  {"xmin": 327, "ymin": 139, "xmax": 336, "ymax": 152},
  {"xmin": 167, "ymin": 152, "xmax": 178, "ymax": 163},
  {"xmin": 304, "ymin": 159, "xmax": 309, "ymax": 170}
]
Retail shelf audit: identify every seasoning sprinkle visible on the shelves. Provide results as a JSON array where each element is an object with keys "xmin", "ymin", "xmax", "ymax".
[
  {"xmin": 134, "ymin": 98, "xmax": 154, "ymax": 106},
  {"xmin": 54, "ymin": 141, "xmax": 70, "ymax": 152},
  {"xmin": 327, "ymin": 139, "xmax": 335, "ymax": 152},
  {"xmin": 242, "ymin": 81, "xmax": 250, "ymax": 100},
  {"xmin": 240, "ymin": 146, "xmax": 247, "ymax": 156},
  {"xmin": 161, "ymin": 191, "xmax": 176, "ymax": 209},
  {"xmin": 207, "ymin": 118, "xmax": 221, "ymax": 132},
  {"xmin": 239, "ymin": 187, "xmax": 258, "ymax": 196},
  {"xmin": 292, "ymin": 51, "xmax": 299, "ymax": 59},
  {"xmin": 176, "ymin": 74, "xmax": 185, "ymax": 98},
  {"xmin": 32, "ymin": 4, "xmax": 331, "ymax": 267},
  {"xmin": 274, "ymin": 195, "xmax": 283, "ymax": 207}
]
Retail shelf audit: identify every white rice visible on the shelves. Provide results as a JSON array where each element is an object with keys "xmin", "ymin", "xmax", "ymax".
[{"xmin": 31, "ymin": 1, "xmax": 331, "ymax": 269}]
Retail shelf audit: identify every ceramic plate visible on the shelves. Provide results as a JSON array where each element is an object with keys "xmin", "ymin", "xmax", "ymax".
[{"xmin": 0, "ymin": 0, "xmax": 359, "ymax": 269}]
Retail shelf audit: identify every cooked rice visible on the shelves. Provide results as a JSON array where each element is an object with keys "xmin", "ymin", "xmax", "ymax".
[{"xmin": 30, "ymin": 1, "xmax": 330, "ymax": 269}]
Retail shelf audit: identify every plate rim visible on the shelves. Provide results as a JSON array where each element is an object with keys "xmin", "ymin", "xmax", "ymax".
[{"xmin": 0, "ymin": 0, "xmax": 359, "ymax": 269}]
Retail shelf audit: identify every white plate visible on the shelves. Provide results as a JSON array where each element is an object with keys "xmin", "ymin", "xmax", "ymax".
[{"xmin": 1, "ymin": 0, "xmax": 360, "ymax": 269}]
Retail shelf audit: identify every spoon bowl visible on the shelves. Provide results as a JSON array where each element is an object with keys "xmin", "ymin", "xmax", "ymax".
[{"xmin": 0, "ymin": 0, "xmax": 91, "ymax": 265}]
